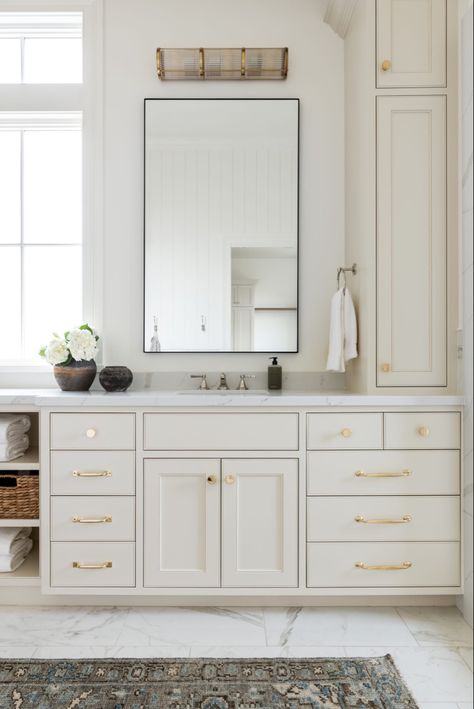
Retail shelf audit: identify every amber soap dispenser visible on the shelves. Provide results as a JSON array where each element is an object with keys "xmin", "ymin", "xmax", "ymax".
[{"xmin": 268, "ymin": 356, "xmax": 282, "ymax": 390}]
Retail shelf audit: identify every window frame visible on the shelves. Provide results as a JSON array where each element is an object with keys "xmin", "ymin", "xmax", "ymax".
[{"xmin": 0, "ymin": 0, "xmax": 103, "ymax": 371}]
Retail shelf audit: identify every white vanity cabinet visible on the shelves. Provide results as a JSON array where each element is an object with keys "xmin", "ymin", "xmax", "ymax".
[
  {"xmin": 38, "ymin": 403, "xmax": 462, "ymax": 598},
  {"xmin": 376, "ymin": 0, "xmax": 446, "ymax": 88}
]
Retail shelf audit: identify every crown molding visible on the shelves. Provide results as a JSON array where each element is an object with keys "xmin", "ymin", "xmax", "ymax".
[{"xmin": 324, "ymin": 0, "xmax": 358, "ymax": 39}]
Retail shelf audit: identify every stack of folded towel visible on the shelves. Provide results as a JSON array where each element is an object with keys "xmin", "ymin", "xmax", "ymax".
[
  {"xmin": 0, "ymin": 527, "xmax": 33, "ymax": 572},
  {"xmin": 0, "ymin": 415, "xmax": 31, "ymax": 462}
]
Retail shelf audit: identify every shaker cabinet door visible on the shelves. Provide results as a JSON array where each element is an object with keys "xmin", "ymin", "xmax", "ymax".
[
  {"xmin": 377, "ymin": 96, "xmax": 446, "ymax": 387},
  {"xmin": 221, "ymin": 459, "xmax": 298, "ymax": 587},
  {"xmin": 376, "ymin": 0, "xmax": 446, "ymax": 88},
  {"xmin": 143, "ymin": 459, "xmax": 220, "ymax": 587}
]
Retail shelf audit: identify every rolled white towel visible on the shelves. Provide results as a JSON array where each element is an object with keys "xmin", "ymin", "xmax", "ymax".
[
  {"xmin": 0, "ymin": 538, "xmax": 34, "ymax": 573},
  {"xmin": 0, "ymin": 527, "xmax": 32, "ymax": 555},
  {"xmin": 0, "ymin": 435, "xmax": 29, "ymax": 461},
  {"xmin": 0, "ymin": 415, "xmax": 31, "ymax": 444}
]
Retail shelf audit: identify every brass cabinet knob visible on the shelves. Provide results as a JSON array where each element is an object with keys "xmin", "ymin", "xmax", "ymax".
[
  {"xmin": 86, "ymin": 428, "xmax": 97, "ymax": 439},
  {"xmin": 381, "ymin": 59, "xmax": 392, "ymax": 71},
  {"xmin": 381, "ymin": 363, "xmax": 390, "ymax": 373},
  {"xmin": 341, "ymin": 428, "xmax": 352, "ymax": 438},
  {"xmin": 418, "ymin": 426, "xmax": 430, "ymax": 438},
  {"xmin": 207, "ymin": 475, "xmax": 217, "ymax": 485},
  {"xmin": 224, "ymin": 475, "xmax": 236, "ymax": 485}
]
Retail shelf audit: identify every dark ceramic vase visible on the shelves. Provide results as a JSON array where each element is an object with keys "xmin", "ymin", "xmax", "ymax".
[
  {"xmin": 53, "ymin": 360, "xmax": 97, "ymax": 392},
  {"xmin": 99, "ymin": 366, "xmax": 133, "ymax": 392}
]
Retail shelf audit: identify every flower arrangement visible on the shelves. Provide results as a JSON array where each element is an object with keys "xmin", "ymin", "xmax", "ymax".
[{"xmin": 39, "ymin": 324, "xmax": 99, "ymax": 366}]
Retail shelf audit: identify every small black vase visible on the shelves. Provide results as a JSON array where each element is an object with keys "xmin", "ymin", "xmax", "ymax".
[{"xmin": 99, "ymin": 366, "xmax": 133, "ymax": 392}]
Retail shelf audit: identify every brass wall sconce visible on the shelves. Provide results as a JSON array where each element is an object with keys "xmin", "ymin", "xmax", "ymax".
[{"xmin": 156, "ymin": 47, "xmax": 288, "ymax": 80}]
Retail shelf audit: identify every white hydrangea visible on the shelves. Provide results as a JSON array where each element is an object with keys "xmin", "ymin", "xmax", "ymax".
[
  {"xmin": 67, "ymin": 328, "xmax": 98, "ymax": 362},
  {"xmin": 45, "ymin": 339, "xmax": 69, "ymax": 366}
]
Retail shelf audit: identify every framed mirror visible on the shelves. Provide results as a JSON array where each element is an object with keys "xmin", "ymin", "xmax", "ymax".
[{"xmin": 144, "ymin": 98, "xmax": 299, "ymax": 353}]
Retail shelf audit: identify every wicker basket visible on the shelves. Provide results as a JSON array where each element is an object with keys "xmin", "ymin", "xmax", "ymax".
[{"xmin": 0, "ymin": 473, "xmax": 39, "ymax": 519}]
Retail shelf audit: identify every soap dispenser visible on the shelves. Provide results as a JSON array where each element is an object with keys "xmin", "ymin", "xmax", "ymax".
[{"xmin": 268, "ymin": 356, "xmax": 282, "ymax": 390}]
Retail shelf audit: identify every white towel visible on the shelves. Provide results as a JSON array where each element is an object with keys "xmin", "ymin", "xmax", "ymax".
[
  {"xmin": 326, "ymin": 287, "xmax": 358, "ymax": 373},
  {"xmin": 0, "ymin": 527, "xmax": 32, "ymax": 555},
  {"xmin": 0, "ymin": 435, "xmax": 29, "ymax": 461},
  {"xmin": 0, "ymin": 415, "xmax": 31, "ymax": 444},
  {"xmin": 0, "ymin": 538, "xmax": 33, "ymax": 573}
]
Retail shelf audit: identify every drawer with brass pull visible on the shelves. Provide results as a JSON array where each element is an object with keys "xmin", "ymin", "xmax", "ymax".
[
  {"xmin": 307, "ymin": 542, "xmax": 461, "ymax": 588},
  {"xmin": 307, "ymin": 413, "xmax": 383, "ymax": 450},
  {"xmin": 384, "ymin": 413, "xmax": 461, "ymax": 450},
  {"xmin": 51, "ymin": 542, "xmax": 135, "ymax": 587},
  {"xmin": 51, "ymin": 497, "xmax": 135, "ymax": 542},
  {"xmin": 307, "ymin": 496, "xmax": 460, "ymax": 542},
  {"xmin": 51, "ymin": 413, "xmax": 136, "ymax": 451},
  {"xmin": 307, "ymin": 450, "xmax": 460, "ymax": 496},
  {"xmin": 51, "ymin": 451, "xmax": 136, "ymax": 496}
]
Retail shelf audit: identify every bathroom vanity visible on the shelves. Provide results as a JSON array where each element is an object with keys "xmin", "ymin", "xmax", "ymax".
[{"xmin": 0, "ymin": 391, "xmax": 463, "ymax": 602}]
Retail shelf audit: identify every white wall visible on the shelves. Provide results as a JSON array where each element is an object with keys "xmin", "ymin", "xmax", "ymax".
[
  {"xmin": 458, "ymin": 1, "xmax": 473, "ymax": 628},
  {"xmin": 101, "ymin": 0, "xmax": 345, "ymax": 372}
]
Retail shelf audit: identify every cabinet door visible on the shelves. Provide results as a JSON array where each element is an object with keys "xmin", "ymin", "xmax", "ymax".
[
  {"xmin": 144, "ymin": 459, "xmax": 220, "ymax": 587},
  {"xmin": 376, "ymin": 0, "xmax": 446, "ymax": 88},
  {"xmin": 377, "ymin": 96, "xmax": 446, "ymax": 387},
  {"xmin": 221, "ymin": 459, "xmax": 298, "ymax": 587}
]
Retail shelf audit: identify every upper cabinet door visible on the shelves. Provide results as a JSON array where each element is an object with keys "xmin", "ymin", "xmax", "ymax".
[
  {"xmin": 376, "ymin": 0, "xmax": 446, "ymax": 88},
  {"xmin": 377, "ymin": 96, "xmax": 446, "ymax": 387},
  {"xmin": 221, "ymin": 458, "xmax": 298, "ymax": 587},
  {"xmin": 144, "ymin": 459, "xmax": 220, "ymax": 587}
]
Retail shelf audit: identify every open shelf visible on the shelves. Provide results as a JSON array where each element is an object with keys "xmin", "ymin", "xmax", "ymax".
[
  {"xmin": 0, "ymin": 541, "xmax": 39, "ymax": 587},
  {"xmin": 0, "ymin": 518, "xmax": 40, "ymax": 527},
  {"xmin": 0, "ymin": 447, "xmax": 40, "ymax": 471}
]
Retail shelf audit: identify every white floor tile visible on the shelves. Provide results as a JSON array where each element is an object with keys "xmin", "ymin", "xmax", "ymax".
[
  {"xmin": 32, "ymin": 646, "xmax": 109, "ymax": 659},
  {"xmin": 189, "ymin": 646, "xmax": 285, "ymax": 658},
  {"xmin": 264, "ymin": 606, "xmax": 417, "ymax": 647},
  {"xmin": 459, "ymin": 647, "xmax": 474, "ymax": 672},
  {"xmin": 458, "ymin": 704, "xmax": 474, "ymax": 709},
  {"xmin": 104, "ymin": 646, "xmax": 191, "ymax": 658},
  {"xmin": 115, "ymin": 607, "xmax": 266, "ymax": 647},
  {"xmin": 418, "ymin": 704, "xmax": 459, "ymax": 709},
  {"xmin": 0, "ymin": 647, "xmax": 35, "ymax": 659},
  {"xmin": 397, "ymin": 607, "xmax": 473, "ymax": 647},
  {"xmin": 350, "ymin": 647, "xmax": 473, "ymax": 704}
]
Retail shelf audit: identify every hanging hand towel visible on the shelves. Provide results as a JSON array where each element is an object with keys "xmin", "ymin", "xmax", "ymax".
[
  {"xmin": 326, "ymin": 287, "xmax": 358, "ymax": 373},
  {"xmin": 0, "ymin": 527, "xmax": 32, "ymax": 555},
  {"xmin": 0, "ymin": 415, "xmax": 31, "ymax": 444}
]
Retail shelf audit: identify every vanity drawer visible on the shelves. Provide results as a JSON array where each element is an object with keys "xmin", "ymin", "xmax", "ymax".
[
  {"xmin": 51, "ymin": 451, "xmax": 136, "ymax": 496},
  {"xmin": 384, "ymin": 413, "xmax": 461, "ymax": 450},
  {"xmin": 307, "ymin": 542, "xmax": 461, "ymax": 588},
  {"xmin": 307, "ymin": 414, "xmax": 382, "ymax": 450},
  {"xmin": 50, "ymin": 542, "xmax": 135, "ymax": 587},
  {"xmin": 307, "ymin": 496, "xmax": 460, "ymax": 542},
  {"xmin": 51, "ymin": 497, "xmax": 135, "ymax": 542},
  {"xmin": 307, "ymin": 450, "xmax": 460, "ymax": 496},
  {"xmin": 50, "ymin": 413, "xmax": 135, "ymax": 451},
  {"xmin": 143, "ymin": 413, "xmax": 299, "ymax": 451}
]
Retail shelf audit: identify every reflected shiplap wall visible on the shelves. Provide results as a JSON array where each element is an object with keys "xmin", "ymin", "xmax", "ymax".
[{"xmin": 102, "ymin": 0, "xmax": 345, "ymax": 371}]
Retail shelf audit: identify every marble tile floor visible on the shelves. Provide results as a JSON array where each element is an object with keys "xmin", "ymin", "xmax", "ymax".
[{"xmin": 0, "ymin": 605, "xmax": 472, "ymax": 707}]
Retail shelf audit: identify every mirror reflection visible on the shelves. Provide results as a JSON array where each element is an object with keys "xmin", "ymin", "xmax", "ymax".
[{"xmin": 144, "ymin": 98, "xmax": 299, "ymax": 352}]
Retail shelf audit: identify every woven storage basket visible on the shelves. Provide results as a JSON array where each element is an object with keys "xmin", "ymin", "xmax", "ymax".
[{"xmin": 0, "ymin": 473, "xmax": 39, "ymax": 519}]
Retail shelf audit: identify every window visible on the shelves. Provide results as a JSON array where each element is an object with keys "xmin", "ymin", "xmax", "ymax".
[{"xmin": 0, "ymin": 9, "xmax": 92, "ymax": 365}]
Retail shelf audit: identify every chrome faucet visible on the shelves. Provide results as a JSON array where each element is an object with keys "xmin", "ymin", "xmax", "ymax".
[
  {"xmin": 217, "ymin": 373, "xmax": 229, "ymax": 390},
  {"xmin": 237, "ymin": 374, "xmax": 256, "ymax": 390},
  {"xmin": 190, "ymin": 373, "xmax": 209, "ymax": 390}
]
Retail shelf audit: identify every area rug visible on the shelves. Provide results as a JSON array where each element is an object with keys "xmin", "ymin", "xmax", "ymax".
[{"xmin": 0, "ymin": 655, "xmax": 418, "ymax": 708}]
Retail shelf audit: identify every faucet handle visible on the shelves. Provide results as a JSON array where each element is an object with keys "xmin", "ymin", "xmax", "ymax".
[
  {"xmin": 190, "ymin": 373, "xmax": 208, "ymax": 390},
  {"xmin": 237, "ymin": 374, "xmax": 256, "ymax": 390},
  {"xmin": 217, "ymin": 372, "xmax": 229, "ymax": 390}
]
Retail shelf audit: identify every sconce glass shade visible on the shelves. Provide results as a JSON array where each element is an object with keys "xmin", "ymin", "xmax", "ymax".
[{"xmin": 156, "ymin": 47, "xmax": 288, "ymax": 80}]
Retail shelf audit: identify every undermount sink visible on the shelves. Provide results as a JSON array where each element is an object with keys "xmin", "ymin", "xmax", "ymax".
[{"xmin": 177, "ymin": 389, "xmax": 269, "ymax": 396}]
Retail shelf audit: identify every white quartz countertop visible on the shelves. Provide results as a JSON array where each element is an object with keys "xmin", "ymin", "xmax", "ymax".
[{"xmin": 0, "ymin": 388, "xmax": 465, "ymax": 407}]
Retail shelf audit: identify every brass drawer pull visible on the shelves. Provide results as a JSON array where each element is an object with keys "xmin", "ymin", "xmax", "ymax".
[
  {"xmin": 73, "ymin": 470, "xmax": 112, "ymax": 478},
  {"xmin": 355, "ymin": 561, "xmax": 412, "ymax": 571},
  {"xmin": 381, "ymin": 59, "xmax": 392, "ymax": 71},
  {"xmin": 341, "ymin": 428, "xmax": 352, "ymax": 438},
  {"xmin": 72, "ymin": 515, "xmax": 112, "ymax": 524},
  {"xmin": 418, "ymin": 426, "xmax": 430, "ymax": 438},
  {"xmin": 355, "ymin": 469, "xmax": 412, "ymax": 478},
  {"xmin": 85, "ymin": 428, "xmax": 97, "ymax": 438},
  {"xmin": 72, "ymin": 561, "xmax": 112, "ymax": 569},
  {"xmin": 224, "ymin": 475, "xmax": 236, "ymax": 485},
  {"xmin": 354, "ymin": 514, "xmax": 412, "ymax": 525},
  {"xmin": 207, "ymin": 475, "xmax": 217, "ymax": 485}
]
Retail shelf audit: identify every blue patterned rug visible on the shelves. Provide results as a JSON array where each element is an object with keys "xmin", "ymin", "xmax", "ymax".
[{"xmin": 0, "ymin": 655, "xmax": 418, "ymax": 708}]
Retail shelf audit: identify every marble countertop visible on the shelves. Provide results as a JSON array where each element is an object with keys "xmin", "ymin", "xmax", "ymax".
[{"xmin": 0, "ymin": 388, "xmax": 465, "ymax": 407}]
